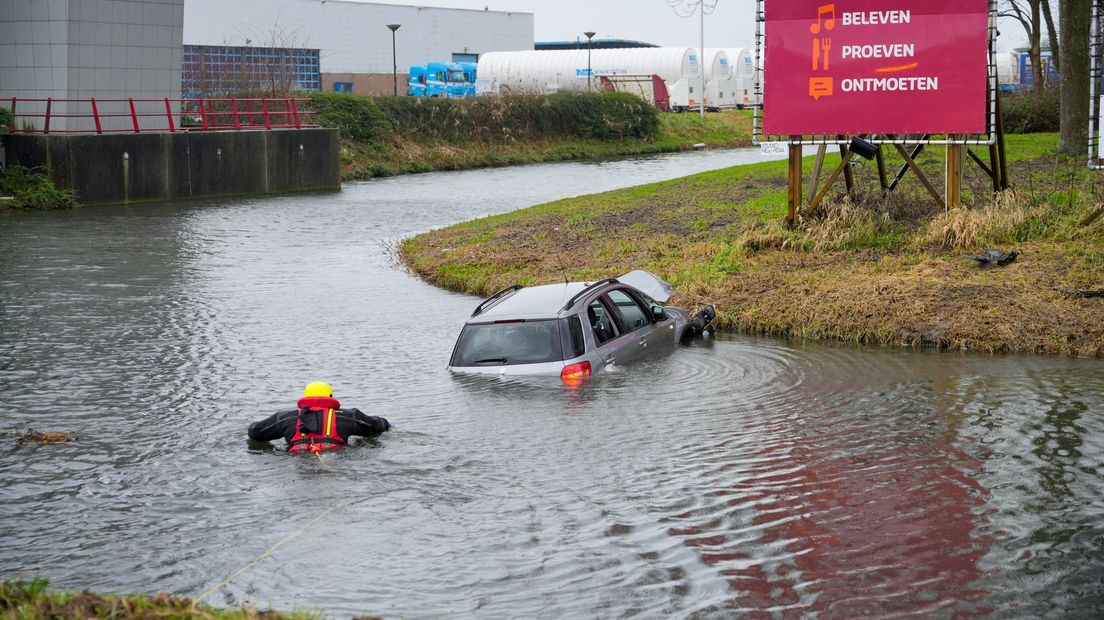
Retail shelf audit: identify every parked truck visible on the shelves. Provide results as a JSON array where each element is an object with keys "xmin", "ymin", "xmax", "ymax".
[{"xmin": 407, "ymin": 61, "xmax": 472, "ymax": 97}]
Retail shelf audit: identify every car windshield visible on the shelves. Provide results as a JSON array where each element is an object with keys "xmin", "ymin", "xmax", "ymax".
[{"xmin": 451, "ymin": 320, "xmax": 563, "ymax": 366}]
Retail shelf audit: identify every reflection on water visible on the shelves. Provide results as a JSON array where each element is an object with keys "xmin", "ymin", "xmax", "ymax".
[{"xmin": 1, "ymin": 149, "xmax": 1102, "ymax": 617}]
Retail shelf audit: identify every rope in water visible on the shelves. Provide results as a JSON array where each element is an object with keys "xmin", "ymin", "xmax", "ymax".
[{"xmin": 192, "ymin": 488, "xmax": 354, "ymax": 606}]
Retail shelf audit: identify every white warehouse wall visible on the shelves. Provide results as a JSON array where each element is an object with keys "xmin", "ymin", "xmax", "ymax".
[
  {"xmin": 182, "ymin": 0, "xmax": 534, "ymax": 75},
  {"xmin": 0, "ymin": 0, "xmax": 184, "ymax": 131}
]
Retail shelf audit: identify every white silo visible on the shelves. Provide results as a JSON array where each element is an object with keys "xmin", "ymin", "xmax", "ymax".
[
  {"xmin": 703, "ymin": 49, "xmax": 731, "ymax": 110},
  {"xmin": 476, "ymin": 48, "xmax": 703, "ymax": 109},
  {"xmin": 705, "ymin": 48, "xmax": 757, "ymax": 108}
]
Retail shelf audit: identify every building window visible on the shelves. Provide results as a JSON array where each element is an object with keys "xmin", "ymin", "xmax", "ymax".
[{"xmin": 182, "ymin": 44, "xmax": 322, "ymax": 97}]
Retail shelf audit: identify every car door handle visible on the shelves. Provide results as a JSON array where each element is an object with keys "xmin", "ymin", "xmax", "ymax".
[
  {"xmin": 638, "ymin": 338, "xmax": 647, "ymax": 347},
  {"xmin": 603, "ymin": 353, "xmax": 615, "ymax": 364}
]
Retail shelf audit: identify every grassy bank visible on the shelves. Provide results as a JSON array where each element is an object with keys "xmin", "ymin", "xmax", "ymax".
[
  {"xmin": 307, "ymin": 92, "xmax": 752, "ymax": 180},
  {"xmin": 0, "ymin": 165, "xmax": 77, "ymax": 211},
  {"xmin": 0, "ymin": 579, "xmax": 343, "ymax": 619},
  {"xmin": 402, "ymin": 133, "xmax": 1104, "ymax": 357}
]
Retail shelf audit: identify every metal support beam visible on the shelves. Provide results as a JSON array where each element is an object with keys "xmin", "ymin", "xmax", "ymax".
[
  {"xmin": 839, "ymin": 135, "xmax": 854, "ymax": 193},
  {"xmin": 995, "ymin": 89, "xmax": 1009, "ymax": 190},
  {"xmin": 875, "ymin": 144, "xmax": 888, "ymax": 190}
]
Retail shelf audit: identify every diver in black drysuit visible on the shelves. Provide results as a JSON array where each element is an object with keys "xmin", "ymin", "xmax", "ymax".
[
  {"xmin": 248, "ymin": 408, "xmax": 391, "ymax": 447},
  {"xmin": 248, "ymin": 381, "xmax": 390, "ymax": 452}
]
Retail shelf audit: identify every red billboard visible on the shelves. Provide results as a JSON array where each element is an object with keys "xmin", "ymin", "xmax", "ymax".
[{"xmin": 762, "ymin": 0, "xmax": 990, "ymax": 136}]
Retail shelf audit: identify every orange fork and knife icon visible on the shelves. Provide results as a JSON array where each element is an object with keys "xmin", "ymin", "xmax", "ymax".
[{"xmin": 813, "ymin": 37, "xmax": 831, "ymax": 71}]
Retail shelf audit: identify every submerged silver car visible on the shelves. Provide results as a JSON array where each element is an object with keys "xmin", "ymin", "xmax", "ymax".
[{"xmin": 448, "ymin": 271, "xmax": 715, "ymax": 381}]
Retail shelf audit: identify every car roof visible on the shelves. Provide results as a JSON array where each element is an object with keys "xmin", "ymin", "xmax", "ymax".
[{"xmin": 472, "ymin": 282, "xmax": 592, "ymax": 321}]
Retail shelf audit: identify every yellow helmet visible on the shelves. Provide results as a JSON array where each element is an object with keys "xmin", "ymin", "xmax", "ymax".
[{"xmin": 302, "ymin": 381, "xmax": 333, "ymax": 398}]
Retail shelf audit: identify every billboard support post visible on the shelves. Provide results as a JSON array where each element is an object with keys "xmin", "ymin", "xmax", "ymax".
[
  {"xmin": 987, "ymin": 142, "xmax": 1001, "ymax": 193},
  {"xmin": 875, "ymin": 146, "xmax": 888, "ymax": 190},
  {"xmin": 839, "ymin": 136, "xmax": 854, "ymax": 194},
  {"xmin": 946, "ymin": 138, "xmax": 963, "ymax": 210},
  {"xmin": 995, "ymin": 89, "xmax": 1009, "ymax": 188},
  {"xmin": 787, "ymin": 141, "xmax": 803, "ymax": 226}
]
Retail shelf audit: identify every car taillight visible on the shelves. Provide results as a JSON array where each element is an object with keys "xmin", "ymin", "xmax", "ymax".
[{"xmin": 561, "ymin": 361, "xmax": 592, "ymax": 382}]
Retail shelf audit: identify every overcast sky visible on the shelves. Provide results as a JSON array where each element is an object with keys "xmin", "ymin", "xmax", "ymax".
[{"xmin": 350, "ymin": 0, "xmax": 1029, "ymax": 51}]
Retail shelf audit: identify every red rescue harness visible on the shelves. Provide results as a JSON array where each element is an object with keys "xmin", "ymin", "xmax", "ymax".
[{"xmin": 289, "ymin": 396, "xmax": 346, "ymax": 454}]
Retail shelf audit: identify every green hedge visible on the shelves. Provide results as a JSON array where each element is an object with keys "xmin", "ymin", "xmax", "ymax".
[
  {"xmin": 0, "ymin": 166, "xmax": 77, "ymax": 210},
  {"xmin": 1001, "ymin": 88, "xmax": 1060, "ymax": 134},
  {"xmin": 0, "ymin": 106, "xmax": 12, "ymax": 133},
  {"xmin": 307, "ymin": 92, "xmax": 659, "ymax": 144}
]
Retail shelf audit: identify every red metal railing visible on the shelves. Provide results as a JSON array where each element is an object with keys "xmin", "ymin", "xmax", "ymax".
[{"xmin": 2, "ymin": 97, "xmax": 317, "ymax": 134}]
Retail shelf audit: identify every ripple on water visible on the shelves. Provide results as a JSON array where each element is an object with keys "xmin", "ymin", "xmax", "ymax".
[{"xmin": 1, "ymin": 160, "xmax": 1102, "ymax": 617}]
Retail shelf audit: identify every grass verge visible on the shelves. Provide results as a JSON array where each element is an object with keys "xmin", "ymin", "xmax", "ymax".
[
  {"xmin": 0, "ymin": 578, "xmax": 377, "ymax": 619},
  {"xmin": 402, "ymin": 133, "xmax": 1104, "ymax": 357},
  {"xmin": 307, "ymin": 92, "xmax": 752, "ymax": 181}
]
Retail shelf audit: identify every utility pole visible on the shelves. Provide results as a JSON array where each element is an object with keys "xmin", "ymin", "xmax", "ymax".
[
  {"xmin": 585, "ymin": 31, "xmax": 596, "ymax": 92},
  {"xmin": 667, "ymin": 0, "xmax": 715, "ymax": 116},
  {"xmin": 699, "ymin": 3, "xmax": 705, "ymax": 117},
  {"xmin": 387, "ymin": 24, "xmax": 401, "ymax": 96}
]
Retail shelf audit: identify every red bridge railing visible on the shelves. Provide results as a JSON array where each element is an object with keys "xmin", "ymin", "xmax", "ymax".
[{"xmin": 2, "ymin": 97, "xmax": 317, "ymax": 134}]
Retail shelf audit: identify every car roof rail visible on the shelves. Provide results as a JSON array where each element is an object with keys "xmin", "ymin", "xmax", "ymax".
[
  {"xmin": 471, "ymin": 284, "xmax": 524, "ymax": 317},
  {"xmin": 561, "ymin": 278, "xmax": 619, "ymax": 312}
]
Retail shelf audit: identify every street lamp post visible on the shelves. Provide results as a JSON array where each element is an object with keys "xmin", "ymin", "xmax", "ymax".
[
  {"xmin": 387, "ymin": 24, "xmax": 401, "ymax": 96},
  {"xmin": 584, "ymin": 31, "xmax": 596, "ymax": 92},
  {"xmin": 699, "ymin": 6, "xmax": 705, "ymax": 117}
]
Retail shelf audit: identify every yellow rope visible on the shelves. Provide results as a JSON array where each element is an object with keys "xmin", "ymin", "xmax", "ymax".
[
  {"xmin": 314, "ymin": 449, "xmax": 337, "ymax": 470},
  {"xmin": 192, "ymin": 496, "xmax": 356, "ymax": 607}
]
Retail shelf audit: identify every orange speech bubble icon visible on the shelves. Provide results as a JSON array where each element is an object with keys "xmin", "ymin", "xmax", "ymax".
[{"xmin": 809, "ymin": 77, "xmax": 833, "ymax": 100}]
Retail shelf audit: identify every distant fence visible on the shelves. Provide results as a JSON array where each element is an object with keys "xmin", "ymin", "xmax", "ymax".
[{"xmin": 2, "ymin": 97, "xmax": 316, "ymax": 134}]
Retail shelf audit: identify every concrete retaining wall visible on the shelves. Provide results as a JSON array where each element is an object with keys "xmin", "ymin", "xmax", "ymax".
[{"xmin": 2, "ymin": 128, "xmax": 340, "ymax": 205}]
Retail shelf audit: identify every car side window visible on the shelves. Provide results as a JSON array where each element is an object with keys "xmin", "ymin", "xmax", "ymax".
[
  {"xmin": 587, "ymin": 299, "xmax": 620, "ymax": 346},
  {"xmin": 607, "ymin": 289, "xmax": 651, "ymax": 332}
]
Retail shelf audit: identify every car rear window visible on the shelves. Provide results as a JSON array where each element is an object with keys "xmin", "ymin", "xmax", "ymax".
[
  {"xmin": 451, "ymin": 320, "xmax": 564, "ymax": 367},
  {"xmin": 563, "ymin": 315, "xmax": 586, "ymax": 358}
]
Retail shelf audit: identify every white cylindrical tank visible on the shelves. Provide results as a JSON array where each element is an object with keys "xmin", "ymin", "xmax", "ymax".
[
  {"xmin": 720, "ymin": 47, "xmax": 757, "ymax": 108},
  {"xmin": 996, "ymin": 52, "xmax": 1020, "ymax": 89},
  {"xmin": 703, "ymin": 49, "xmax": 731, "ymax": 81},
  {"xmin": 477, "ymin": 48, "xmax": 700, "ymax": 95}
]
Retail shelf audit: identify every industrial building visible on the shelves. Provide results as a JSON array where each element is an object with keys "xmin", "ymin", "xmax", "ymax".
[
  {"xmin": 0, "ymin": 0, "xmax": 533, "ymax": 133},
  {"xmin": 0, "ymin": 0, "xmax": 184, "ymax": 131},
  {"xmin": 182, "ymin": 0, "xmax": 534, "ymax": 96}
]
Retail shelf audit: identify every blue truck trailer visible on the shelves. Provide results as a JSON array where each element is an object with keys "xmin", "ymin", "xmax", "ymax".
[{"xmin": 407, "ymin": 61, "xmax": 473, "ymax": 97}]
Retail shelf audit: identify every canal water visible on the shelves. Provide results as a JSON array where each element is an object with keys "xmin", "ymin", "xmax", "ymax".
[{"xmin": 1, "ymin": 149, "xmax": 1102, "ymax": 618}]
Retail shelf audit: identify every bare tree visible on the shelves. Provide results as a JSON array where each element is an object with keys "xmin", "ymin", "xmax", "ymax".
[
  {"xmin": 1041, "ymin": 0, "xmax": 1059, "ymax": 71},
  {"xmin": 1000, "ymin": 0, "xmax": 1048, "ymax": 89},
  {"xmin": 237, "ymin": 22, "xmax": 312, "ymax": 96},
  {"xmin": 183, "ymin": 21, "xmax": 313, "ymax": 98},
  {"xmin": 1058, "ymin": 0, "xmax": 1090, "ymax": 154}
]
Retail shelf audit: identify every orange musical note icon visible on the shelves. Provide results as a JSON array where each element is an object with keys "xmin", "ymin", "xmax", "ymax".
[{"xmin": 810, "ymin": 3, "xmax": 836, "ymax": 34}]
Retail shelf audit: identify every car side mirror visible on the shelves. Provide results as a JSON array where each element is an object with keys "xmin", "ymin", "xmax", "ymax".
[{"xmin": 652, "ymin": 306, "xmax": 668, "ymax": 321}]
